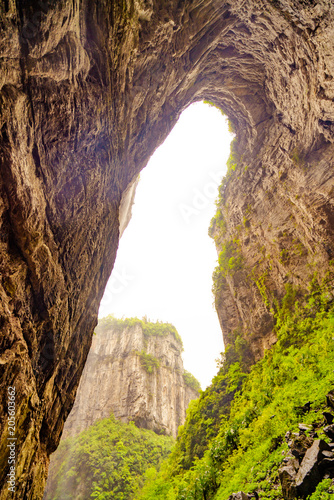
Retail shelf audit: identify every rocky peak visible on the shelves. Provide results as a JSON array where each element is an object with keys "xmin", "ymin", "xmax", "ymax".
[{"xmin": 61, "ymin": 317, "xmax": 200, "ymax": 439}]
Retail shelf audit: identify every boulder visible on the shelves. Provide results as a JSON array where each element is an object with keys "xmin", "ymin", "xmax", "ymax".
[
  {"xmin": 318, "ymin": 457, "xmax": 334, "ymax": 476},
  {"xmin": 323, "ymin": 412, "xmax": 334, "ymax": 425},
  {"xmin": 323, "ymin": 425, "xmax": 334, "ymax": 441},
  {"xmin": 326, "ymin": 392, "xmax": 334, "ymax": 410},
  {"xmin": 295, "ymin": 402, "xmax": 311, "ymax": 415},
  {"xmin": 295, "ymin": 440, "xmax": 332, "ymax": 498},
  {"xmin": 321, "ymin": 451, "xmax": 334, "ymax": 459},
  {"xmin": 298, "ymin": 424, "xmax": 312, "ymax": 432},
  {"xmin": 228, "ymin": 492, "xmax": 248, "ymax": 500},
  {"xmin": 279, "ymin": 460, "xmax": 298, "ymax": 499},
  {"xmin": 290, "ymin": 434, "xmax": 313, "ymax": 460}
]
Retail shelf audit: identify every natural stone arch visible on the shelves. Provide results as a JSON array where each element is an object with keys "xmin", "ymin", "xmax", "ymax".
[{"xmin": 0, "ymin": 0, "xmax": 334, "ymax": 498}]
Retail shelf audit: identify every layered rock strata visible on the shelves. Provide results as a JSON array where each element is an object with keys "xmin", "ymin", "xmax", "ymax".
[
  {"xmin": 61, "ymin": 318, "xmax": 199, "ymax": 439},
  {"xmin": 1, "ymin": 0, "xmax": 334, "ymax": 498}
]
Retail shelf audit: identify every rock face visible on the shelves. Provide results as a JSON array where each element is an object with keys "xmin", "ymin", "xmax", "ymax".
[
  {"xmin": 61, "ymin": 318, "xmax": 199, "ymax": 439},
  {"xmin": 1, "ymin": 0, "xmax": 334, "ymax": 498}
]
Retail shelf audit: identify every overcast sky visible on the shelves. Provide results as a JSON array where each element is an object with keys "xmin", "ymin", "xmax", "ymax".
[{"xmin": 99, "ymin": 101, "xmax": 233, "ymax": 389}]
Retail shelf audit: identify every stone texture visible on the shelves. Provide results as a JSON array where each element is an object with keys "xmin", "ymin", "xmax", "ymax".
[
  {"xmin": 295, "ymin": 440, "xmax": 332, "ymax": 497},
  {"xmin": 327, "ymin": 391, "xmax": 334, "ymax": 410},
  {"xmin": 290, "ymin": 433, "xmax": 314, "ymax": 460},
  {"xmin": 324, "ymin": 424, "xmax": 334, "ymax": 441},
  {"xmin": 61, "ymin": 320, "xmax": 199, "ymax": 439},
  {"xmin": 43, "ymin": 319, "xmax": 198, "ymax": 500},
  {"xmin": 209, "ymin": 1, "xmax": 334, "ymax": 360},
  {"xmin": 228, "ymin": 493, "xmax": 248, "ymax": 500},
  {"xmin": 1, "ymin": 0, "xmax": 334, "ymax": 498},
  {"xmin": 323, "ymin": 412, "xmax": 334, "ymax": 425},
  {"xmin": 279, "ymin": 460, "xmax": 298, "ymax": 500}
]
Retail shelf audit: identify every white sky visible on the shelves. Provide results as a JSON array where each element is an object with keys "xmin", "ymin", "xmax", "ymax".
[{"xmin": 99, "ymin": 101, "xmax": 233, "ymax": 389}]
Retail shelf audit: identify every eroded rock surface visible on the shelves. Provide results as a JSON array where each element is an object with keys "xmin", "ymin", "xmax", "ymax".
[
  {"xmin": 61, "ymin": 319, "xmax": 199, "ymax": 439},
  {"xmin": 1, "ymin": 0, "xmax": 334, "ymax": 498},
  {"xmin": 43, "ymin": 318, "xmax": 198, "ymax": 500}
]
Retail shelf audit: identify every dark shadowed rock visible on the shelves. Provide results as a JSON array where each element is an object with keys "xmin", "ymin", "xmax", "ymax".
[
  {"xmin": 279, "ymin": 460, "xmax": 299, "ymax": 499},
  {"xmin": 324, "ymin": 425, "xmax": 334, "ymax": 441},
  {"xmin": 248, "ymin": 494, "xmax": 259, "ymax": 500},
  {"xmin": 326, "ymin": 392, "xmax": 334, "ymax": 410},
  {"xmin": 295, "ymin": 402, "xmax": 311, "ymax": 415},
  {"xmin": 295, "ymin": 440, "xmax": 332, "ymax": 498},
  {"xmin": 323, "ymin": 412, "xmax": 334, "ymax": 425},
  {"xmin": 290, "ymin": 434, "xmax": 313, "ymax": 460},
  {"xmin": 318, "ymin": 457, "xmax": 334, "ymax": 476}
]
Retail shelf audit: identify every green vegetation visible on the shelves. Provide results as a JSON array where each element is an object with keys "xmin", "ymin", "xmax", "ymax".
[
  {"xmin": 212, "ymin": 239, "xmax": 243, "ymax": 295},
  {"xmin": 290, "ymin": 146, "xmax": 304, "ymax": 167},
  {"xmin": 203, "ymin": 100, "xmax": 226, "ymax": 117},
  {"xmin": 225, "ymin": 138, "xmax": 238, "ymax": 179},
  {"xmin": 98, "ymin": 315, "xmax": 183, "ymax": 346},
  {"xmin": 135, "ymin": 285, "xmax": 334, "ymax": 500},
  {"xmin": 183, "ymin": 370, "xmax": 201, "ymax": 392},
  {"xmin": 45, "ymin": 415, "xmax": 174, "ymax": 500},
  {"xmin": 212, "ymin": 266, "xmax": 228, "ymax": 295},
  {"xmin": 227, "ymin": 118, "xmax": 236, "ymax": 135},
  {"xmin": 208, "ymin": 208, "xmax": 227, "ymax": 238},
  {"xmin": 279, "ymin": 248, "xmax": 289, "ymax": 264},
  {"xmin": 202, "ymin": 100, "xmax": 235, "ymax": 134},
  {"xmin": 217, "ymin": 240, "xmax": 243, "ymax": 276},
  {"xmin": 138, "ymin": 350, "xmax": 160, "ymax": 374},
  {"xmin": 209, "ymin": 137, "xmax": 242, "ymax": 241},
  {"xmin": 308, "ymin": 479, "xmax": 334, "ymax": 499}
]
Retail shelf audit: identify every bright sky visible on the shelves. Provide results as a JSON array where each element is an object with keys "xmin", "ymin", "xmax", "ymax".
[{"xmin": 98, "ymin": 101, "xmax": 233, "ymax": 389}]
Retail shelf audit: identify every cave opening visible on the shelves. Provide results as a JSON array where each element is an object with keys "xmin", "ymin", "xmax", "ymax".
[
  {"xmin": 98, "ymin": 101, "xmax": 234, "ymax": 389},
  {"xmin": 44, "ymin": 100, "xmax": 235, "ymax": 499}
]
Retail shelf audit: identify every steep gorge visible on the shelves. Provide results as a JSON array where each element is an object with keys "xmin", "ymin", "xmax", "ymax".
[{"xmin": 1, "ymin": 0, "xmax": 334, "ymax": 498}]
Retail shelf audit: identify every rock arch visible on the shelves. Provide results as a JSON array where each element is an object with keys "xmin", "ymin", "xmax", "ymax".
[{"xmin": 0, "ymin": 0, "xmax": 334, "ymax": 497}]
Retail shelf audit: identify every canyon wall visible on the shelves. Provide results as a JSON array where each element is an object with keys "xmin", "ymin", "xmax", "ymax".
[
  {"xmin": 43, "ymin": 318, "xmax": 199, "ymax": 499},
  {"xmin": 61, "ymin": 318, "xmax": 199, "ymax": 439},
  {"xmin": 1, "ymin": 0, "xmax": 334, "ymax": 498}
]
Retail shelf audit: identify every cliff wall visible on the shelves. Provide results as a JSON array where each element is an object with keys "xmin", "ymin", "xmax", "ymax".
[
  {"xmin": 1, "ymin": 0, "xmax": 334, "ymax": 498},
  {"xmin": 61, "ymin": 318, "xmax": 199, "ymax": 439}
]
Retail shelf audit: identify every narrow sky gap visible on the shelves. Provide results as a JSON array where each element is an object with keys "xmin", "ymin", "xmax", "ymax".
[{"xmin": 99, "ymin": 101, "xmax": 233, "ymax": 388}]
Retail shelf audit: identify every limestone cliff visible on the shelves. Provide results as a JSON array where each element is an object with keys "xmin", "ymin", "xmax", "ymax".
[
  {"xmin": 61, "ymin": 317, "xmax": 199, "ymax": 439},
  {"xmin": 1, "ymin": 0, "xmax": 334, "ymax": 498}
]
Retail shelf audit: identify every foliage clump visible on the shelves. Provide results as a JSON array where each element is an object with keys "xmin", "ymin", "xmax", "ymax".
[
  {"xmin": 202, "ymin": 99, "xmax": 236, "ymax": 135},
  {"xmin": 203, "ymin": 99, "xmax": 226, "ymax": 117},
  {"xmin": 183, "ymin": 370, "xmax": 201, "ymax": 393},
  {"xmin": 225, "ymin": 138, "xmax": 238, "ymax": 179},
  {"xmin": 98, "ymin": 315, "xmax": 183, "ymax": 346},
  {"xmin": 217, "ymin": 240, "xmax": 243, "ymax": 276},
  {"xmin": 208, "ymin": 208, "xmax": 227, "ymax": 239},
  {"xmin": 211, "ymin": 239, "xmax": 243, "ymax": 295},
  {"xmin": 137, "ymin": 350, "xmax": 160, "ymax": 374},
  {"xmin": 45, "ymin": 415, "xmax": 174, "ymax": 500},
  {"xmin": 307, "ymin": 479, "xmax": 334, "ymax": 499}
]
